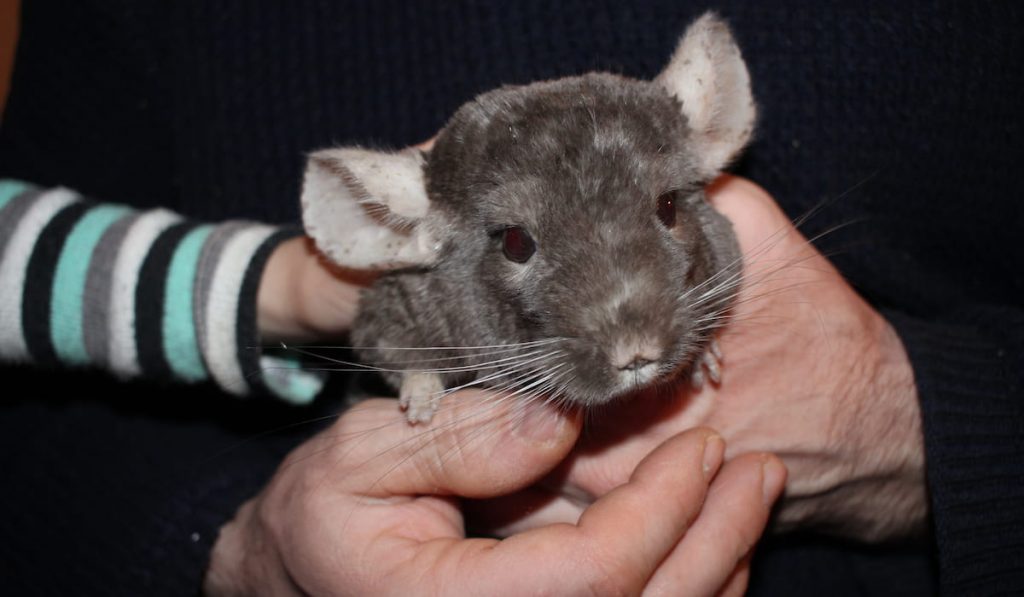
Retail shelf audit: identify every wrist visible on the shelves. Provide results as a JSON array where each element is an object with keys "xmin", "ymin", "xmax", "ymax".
[
  {"xmin": 814, "ymin": 311, "xmax": 927, "ymax": 540},
  {"xmin": 851, "ymin": 315, "xmax": 927, "ymax": 537},
  {"xmin": 257, "ymin": 236, "xmax": 314, "ymax": 343}
]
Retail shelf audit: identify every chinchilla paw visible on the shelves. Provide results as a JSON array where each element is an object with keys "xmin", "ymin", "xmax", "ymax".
[
  {"xmin": 400, "ymin": 372, "xmax": 445, "ymax": 424},
  {"xmin": 690, "ymin": 339, "xmax": 723, "ymax": 389}
]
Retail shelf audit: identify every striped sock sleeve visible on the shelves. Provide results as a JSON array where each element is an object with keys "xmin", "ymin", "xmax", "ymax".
[{"xmin": 0, "ymin": 180, "xmax": 324, "ymax": 404}]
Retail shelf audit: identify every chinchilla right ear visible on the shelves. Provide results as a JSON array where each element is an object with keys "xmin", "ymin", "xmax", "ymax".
[
  {"xmin": 300, "ymin": 147, "xmax": 445, "ymax": 270},
  {"xmin": 655, "ymin": 12, "xmax": 756, "ymax": 178}
]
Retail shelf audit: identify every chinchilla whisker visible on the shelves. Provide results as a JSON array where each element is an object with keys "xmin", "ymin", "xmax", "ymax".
[
  {"xmin": 475, "ymin": 365, "xmax": 565, "ymax": 402},
  {"xmin": 429, "ymin": 350, "xmax": 568, "ymax": 399},
  {"xmin": 677, "ymin": 260, "xmax": 741, "ymax": 304},
  {"xmin": 331, "ymin": 394, "xmax": 528, "ymax": 490},
  {"xmin": 477, "ymin": 363, "xmax": 569, "ymax": 405},
  {"xmin": 788, "ymin": 170, "xmax": 880, "ymax": 232},
  {"xmin": 284, "ymin": 342, "xmax": 561, "ymax": 368},
  {"xmin": 471, "ymin": 350, "xmax": 568, "ymax": 385},
  {"xmin": 201, "ymin": 412, "xmax": 352, "ymax": 463},
  {"xmin": 283, "ymin": 346, "xmax": 555, "ymax": 376},
  {"xmin": 284, "ymin": 360, "xmax": 565, "ymax": 462},
  {"xmin": 682, "ymin": 277, "xmax": 742, "ymax": 310},
  {"xmin": 686, "ymin": 244, "xmax": 828, "ymax": 312},
  {"xmin": 504, "ymin": 368, "xmax": 566, "ymax": 404},
  {"xmin": 684, "ymin": 188, "xmax": 870, "ymax": 314},
  {"xmin": 353, "ymin": 341, "xmax": 568, "ymax": 366},
  {"xmin": 366, "ymin": 346, "xmax": 557, "ymax": 366},
  {"xmin": 286, "ymin": 351, "xmax": 573, "ymax": 483},
  {"xmin": 433, "ymin": 360, "xmax": 549, "ymax": 398},
  {"xmin": 277, "ymin": 338, "xmax": 561, "ymax": 352},
  {"xmin": 362, "ymin": 368, "xmax": 574, "ymax": 487}
]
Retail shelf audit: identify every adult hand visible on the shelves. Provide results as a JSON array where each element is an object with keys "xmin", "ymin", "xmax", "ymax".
[
  {"xmin": 487, "ymin": 176, "xmax": 926, "ymax": 543},
  {"xmin": 204, "ymin": 390, "xmax": 785, "ymax": 595}
]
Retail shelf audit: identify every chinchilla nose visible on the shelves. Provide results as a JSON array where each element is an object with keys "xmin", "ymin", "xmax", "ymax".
[
  {"xmin": 621, "ymin": 357, "xmax": 655, "ymax": 371},
  {"xmin": 611, "ymin": 340, "xmax": 663, "ymax": 371}
]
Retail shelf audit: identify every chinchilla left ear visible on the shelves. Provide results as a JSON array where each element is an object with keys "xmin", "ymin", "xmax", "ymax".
[
  {"xmin": 656, "ymin": 12, "xmax": 756, "ymax": 177},
  {"xmin": 300, "ymin": 146, "xmax": 445, "ymax": 270}
]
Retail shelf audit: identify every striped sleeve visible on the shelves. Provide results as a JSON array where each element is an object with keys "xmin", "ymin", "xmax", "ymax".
[{"xmin": 0, "ymin": 180, "xmax": 324, "ymax": 404}]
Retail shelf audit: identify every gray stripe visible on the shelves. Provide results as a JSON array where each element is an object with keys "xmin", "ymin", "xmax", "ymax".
[
  {"xmin": 193, "ymin": 222, "xmax": 249, "ymax": 365},
  {"xmin": 0, "ymin": 188, "xmax": 48, "ymax": 262},
  {"xmin": 82, "ymin": 212, "xmax": 143, "ymax": 367}
]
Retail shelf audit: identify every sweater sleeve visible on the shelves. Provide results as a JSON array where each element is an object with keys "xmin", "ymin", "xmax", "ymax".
[
  {"xmin": 883, "ymin": 306, "xmax": 1024, "ymax": 594},
  {"xmin": 0, "ymin": 179, "xmax": 325, "ymax": 404}
]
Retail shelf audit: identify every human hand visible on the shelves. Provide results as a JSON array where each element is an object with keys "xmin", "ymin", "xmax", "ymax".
[
  {"xmin": 203, "ymin": 390, "xmax": 785, "ymax": 595},
  {"xmin": 257, "ymin": 235, "xmax": 374, "ymax": 343},
  {"xmin": 491, "ymin": 176, "xmax": 926, "ymax": 543}
]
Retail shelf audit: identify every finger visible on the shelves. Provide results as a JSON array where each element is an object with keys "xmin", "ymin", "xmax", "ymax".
[
  {"xmin": 716, "ymin": 554, "xmax": 752, "ymax": 597},
  {"xmin": 414, "ymin": 136, "xmax": 437, "ymax": 151},
  {"xmin": 643, "ymin": 453, "xmax": 786, "ymax": 596},
  {"xmin": 433, "ymin": 427, "xmax": 725, "ymax": 594},
  {"xmin": 379, "ymin": 427, "xmax": 724, "ymax": 593},
  {"xmin": 464, "ymin": 488, "xmax": 585, "ymax": 537},
  {"xmin": 571, "ymin": 428, "xmax": 725, "ymax": 590},
  {"xmin": 705, "ymin": 174, "xmax": 775, "ymax": 215},
  {"xmin": 335, "ymin": 391, "xmax": 582, "ymax": 499}
]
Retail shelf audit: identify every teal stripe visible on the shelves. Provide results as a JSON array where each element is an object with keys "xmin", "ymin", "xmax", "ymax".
[
  {"xmin": 51, "ymin": 205, "xmax": 132, "ymax": 365},
  {"xmin": 260, "ymin": 355, "xmax": 325, "ymax": 405},
  {"xmin": 0, "ymin": 180, "xmax": 30, "ymax": 210},
  {"xmin": 163, "ymin": 225, "xmax": 213, "ymax": 382}
]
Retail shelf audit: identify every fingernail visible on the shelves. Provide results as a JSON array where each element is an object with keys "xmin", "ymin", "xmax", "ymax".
[
  {"xmin": 761, "ymin": 456, "xmax": 787, "ymax": 506},
  {"xmin": 514, "ymin": 400, "xmax": 569, "ymax": 445},
  {"xmin": 702, "ymin": 434, "xmax": 725, "ymax": 479}
]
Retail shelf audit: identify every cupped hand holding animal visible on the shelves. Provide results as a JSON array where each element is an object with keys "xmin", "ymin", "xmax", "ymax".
[
  {"xmin": 481, "ymin": 176, "xmax": 926, "ymax": 543},
  {"xmin": 203, "ymin": 390, "xmax": 785, "ymax": 595}
]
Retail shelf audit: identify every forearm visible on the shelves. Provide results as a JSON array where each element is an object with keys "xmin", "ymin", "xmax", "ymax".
[{"xmin": 0, "ymin": 179, "xmax": 320, "ymax": 403}]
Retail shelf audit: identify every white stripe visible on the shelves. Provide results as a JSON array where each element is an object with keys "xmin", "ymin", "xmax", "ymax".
[
  {"xmin": 204, "ymin": 225, "xmax": 276, "ymax": 395},
  {"xmin": 0, "ymin": 188, "xmax": 79, "ymax": 361},
  {"xmin": 107, "ymin": 209, "xmax": 182, "ymax": 377}
]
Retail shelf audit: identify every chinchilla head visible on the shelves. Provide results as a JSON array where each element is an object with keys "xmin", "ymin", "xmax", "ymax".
[{"xmin": 301, "ymin": 12, "xmax": 754, "ymax": 407}]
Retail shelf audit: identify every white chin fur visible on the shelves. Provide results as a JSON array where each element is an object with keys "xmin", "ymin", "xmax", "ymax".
[{"xmin": 615, "ymin": 363, "xmax": 660, "ymax": 391}]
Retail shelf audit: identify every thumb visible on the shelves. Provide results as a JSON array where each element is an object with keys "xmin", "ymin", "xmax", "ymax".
[{"xmin": 337, "ymin": 390, "xmax": 581, "ymax": 499}]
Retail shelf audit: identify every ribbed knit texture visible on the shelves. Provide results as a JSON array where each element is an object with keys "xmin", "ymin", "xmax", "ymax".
[
  {"xmin": 0, "ymin": 1, "xmax": 1021, "ymax": 594},
  {"xmin": 885, "ymin": 309, "xmax": 1024, "ymax": 592},
  {"xmin": 0, "ymin": 181, "xmax": 320, "ymax": 404}
]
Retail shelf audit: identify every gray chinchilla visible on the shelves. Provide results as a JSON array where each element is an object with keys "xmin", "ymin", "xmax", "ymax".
[{"xmin": 301, "ymin": 12, "xmax": 755, "ymax": 423}]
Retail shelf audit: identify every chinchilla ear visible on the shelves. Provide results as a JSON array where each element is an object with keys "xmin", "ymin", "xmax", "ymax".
[
  {"xmin": 300, "ymin": 147, "xmax": 444, "ymax": 270},
  {"xmin": 655, "ymin": 12, "xmax": 756, "ymax": 177}
]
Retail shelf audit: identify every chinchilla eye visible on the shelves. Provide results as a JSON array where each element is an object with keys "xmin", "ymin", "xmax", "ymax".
[
  {"xmin": 656, "ymin": 192, "xmax": 677, "ymax": 228},
  {"xmin": 502, "ymin": 226, "xmax": 536, "ymax": 263}
]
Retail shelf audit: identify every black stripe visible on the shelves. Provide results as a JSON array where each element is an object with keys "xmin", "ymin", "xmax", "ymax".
[
  {"xmin": 135, "ymin": 221, "xmax": 195, "ymax": 380},
  {"xmin": 22, "ymin": 201, "xmax": 92, "ymax": 365},
  {"xmin": 236, "ymin": 228, "xmax": 303, "ymax": 396}
]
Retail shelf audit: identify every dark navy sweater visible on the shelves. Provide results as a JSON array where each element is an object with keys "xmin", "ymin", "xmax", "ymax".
[{"xmin": 0, "ymin": 1, "xmax": 1021, "ymax": 594}]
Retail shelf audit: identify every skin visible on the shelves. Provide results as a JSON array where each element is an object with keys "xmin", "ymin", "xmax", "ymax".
[
  {"xmin": 203, "ymin": 391, "xmax": 786, "ymax": 595},
  {"xmin": 256, "ymin": 235, "xmax": 372, "ymax": 344}
]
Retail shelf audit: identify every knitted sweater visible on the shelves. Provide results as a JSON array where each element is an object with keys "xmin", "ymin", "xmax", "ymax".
[
  {"xmin": 0, "ymin": 180, "xmax": 323, "ymax": 403},
  {"xmin": 0, "ymin": 1, "xmax": 1021, "ymax": 595}
]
